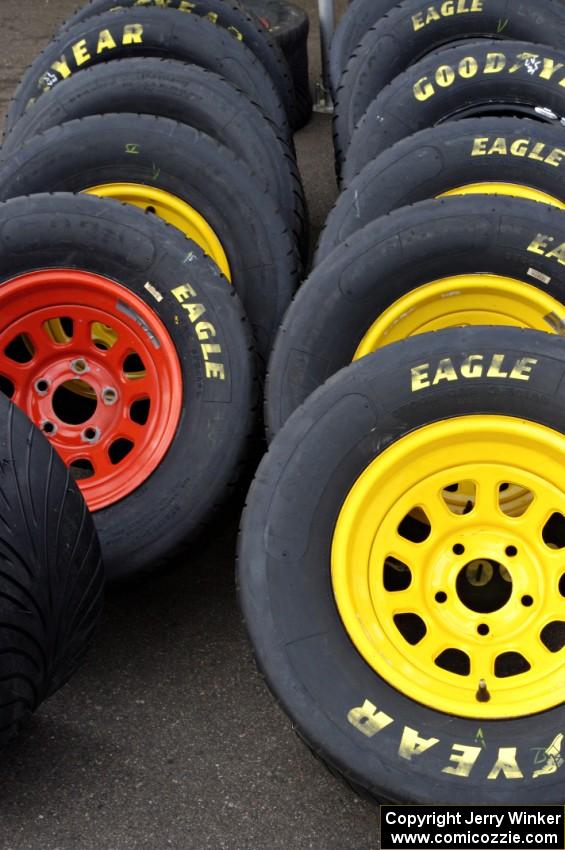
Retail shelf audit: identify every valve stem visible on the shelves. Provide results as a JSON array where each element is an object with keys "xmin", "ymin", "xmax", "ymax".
[{"xmin": 476, "ymin": 679, "xmax": 491, "ymax": 702}]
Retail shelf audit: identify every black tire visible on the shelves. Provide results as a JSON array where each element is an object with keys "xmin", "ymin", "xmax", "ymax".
[
  {"xmin": 58, "ymin": 0, "xmax": 297, "ymax": 129},
  {"xmin": 245, "ymin": 0, "xmax": 312, "ymax": 129},
  {"xmin": 329, "ymin": 0, "xmax": 396, "ymax": 95},
  {"xmin": 344, "ymin": 40, "xmax": 565, "ymax": 182},
  {"xmin": 316, "ymin": 117, "xmax": 565, "ymax": 264},
  {"xmin": 266, "ymin": 195, "xmax": 565, "ymax": 435},
  {"xmin": 333, "ymin": 0, "xmax": 565, "ymax": 175},
  {"xmin": 0, "ymin": 392, "xmax": 103, "ymax": 747},
  {"xmin": 3, "ymin": 58, "xmax": 308, "ymax": 262},
  {"xmin": 5, "ymin": 6, "xmax": 289, "ymax": 141},
  {"xmin": 0, "ymin": 193, "xmax": 257, "ymax": 580},
  {"xmin": 240, "ymin": 325, "xmax": 565, "ymax": 804},
  {"xmin": 0, "ymin": 114, "xmax": 298, "ymax": 360}
]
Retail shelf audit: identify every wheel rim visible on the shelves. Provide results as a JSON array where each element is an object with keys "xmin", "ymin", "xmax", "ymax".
[
  {"xmin": 0, "ymin": 270, "xmax": 182, "ymax": 511},
  {"xmin": 354, "ymin": 275, "xmax": 565, "ymax": 359},
  {"xmin": 332, "ymin": 416, "xmax": 565, "ymax": 719},
  {"xmin": 439, "ymin": 181, "xmax": 565, "ymax": 209},
  {"xmin": 85, "ymin": 183, "xmax": 232, "ymax": 281}
]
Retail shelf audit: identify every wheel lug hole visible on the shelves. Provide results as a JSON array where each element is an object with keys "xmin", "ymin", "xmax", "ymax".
[
  {"xmin": 453, "ymin": 543, "xmax": 465, "ymax": 555},
  {"xmin": 71, "ymin": 358, "xmax": 89, "ymax": 375},
  {"xmin": 435, "ymin": 591, "xmax": 447, "ymax": 604},
  {"xmin": 506, "ymin": 545, "xmax": 518, "ymax": 558},
  {"xmin": 34, "ymin": 379, "xmax": 50, "ymax": 396},
  {"xmin": 102, "ymin": 387, "xmax": 118, "ymax": 406},
  {"xmin": 521, "ymin": 595, "xmax": 534, "ymax": 607},
  {"xmin": 81, "ymin": 426, "xmax": 100, "ymax": 444},
  {"xmin": 477, "ymin": 623, "xmax": 490, "ymax": 636},
  {"xmin": 41, "ymin": 420, "xmax": 57, "ymax": 436}
]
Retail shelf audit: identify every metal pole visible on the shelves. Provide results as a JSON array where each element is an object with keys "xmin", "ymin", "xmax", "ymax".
[{"xmin": 314, "ymin": 0, "xmax": 335, "ymax": 111}]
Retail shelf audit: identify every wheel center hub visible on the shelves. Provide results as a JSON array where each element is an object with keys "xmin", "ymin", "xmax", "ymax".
[
  {"xmin": 30, "ymin": 355, "xmax": 120, "ymax": 449},
  {"xmin": 457, "ymin": 558, "xmax": 512, "ymax": 613}
]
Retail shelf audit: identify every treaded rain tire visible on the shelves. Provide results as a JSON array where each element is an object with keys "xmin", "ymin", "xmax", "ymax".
[{"xmin": 0, "ymin": 391, "xmax": 103, "ymax": 747}]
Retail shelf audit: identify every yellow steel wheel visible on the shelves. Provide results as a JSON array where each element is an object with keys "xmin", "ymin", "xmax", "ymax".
[
  {"xmin": 440, "ymin": 181, "xmax": 565, "ymax": 209},
  {"xmin": 354, "ymin": 274, "xmax": 565, "ymax": 358},
  {"xmin": 332, "ymin": 415, "xmax": 565, "ymax": 719},
  {"xmin": 84, "ymin": 183, "xmax": 231, "ymax": 280}
]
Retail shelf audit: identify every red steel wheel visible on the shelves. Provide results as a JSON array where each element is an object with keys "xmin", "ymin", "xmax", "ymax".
[
  {"xmin": 0, "ymin": 193, "xmax": 256, "ymax": 581},
  {"xmin": 0, "ymin": 269, "xmax": 182, "ymax": 512}
]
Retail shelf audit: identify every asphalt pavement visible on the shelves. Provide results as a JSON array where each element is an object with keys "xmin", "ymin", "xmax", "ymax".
[{"xmin": 0, "ymin": 1, "xmax": 381, "ymax": 848}]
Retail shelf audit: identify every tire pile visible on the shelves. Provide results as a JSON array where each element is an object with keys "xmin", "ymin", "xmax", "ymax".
[
  {"xmin": 239, "ymin": 0, "xmax": 565, "ymax": 807},
  {"xmin": 0, "ymin": 0, "xmax": 309, "ymax": 745}
]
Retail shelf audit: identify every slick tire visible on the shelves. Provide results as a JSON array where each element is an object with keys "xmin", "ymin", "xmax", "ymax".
[
  {"xmin": 245, "ymin": 0, "xmax": 312, "ymax": 129},
  {"xmin": 0, "ymin": 393, "xmax": 103, "ymax": 748},
  {"xmin": 5, "ymin": 6, "xmax": 289, "ymax": 141},
  {"xmin": 0, "ymin": 193, "xmax": 257, "ymax": 580},
  {"xmin": 59, "ymin": 0, "xmax": 297, "ymax": 128},
  {"xmin": 344, "ymin": 40, "xmax": 565, "ymax": 182},
  {"xmin": 266, "ymin": 195, "xmax": 565, "ymax": 435},
  {"xmin": 333, "ymin": 0, "xmax": 565, "ymax": 176},
  {"xmin": 240, "ymin": 325, "xmax": 565, "ymax": 804},
  {"xmin": 316, "ymin": 117, "xmax": 565, "ymax": 264},
  {"xmin": 0, "ymin": 114, "xmax": 298, "ymax": 360},
  {"xmin": 3, "ymin": 58, "xmax": 308, "ymax": 262}
]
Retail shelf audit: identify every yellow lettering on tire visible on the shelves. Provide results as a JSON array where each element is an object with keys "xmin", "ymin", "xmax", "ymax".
[
  {"xmin": 486, "ymin": 354, "xmax": 509, "ymax": 378},
  {"xmin": 347, "ymin": 700, "xmax": 394, "ymax": 737},
  {"xmin": 123, "ymin": 23, "xmax": 144, "ymax": 44},
  {"xmin": 96, "ymin": 28, "xmax": 117, "ymax": 54},
  {"xmin": 435, "ymin": 64, "xmax": 455, "ymax": 87},
  {"xmin": 487, "ymin": 748, "xmax": 524, "ymax": 780},
  {"xmin": 398, "ymin": 727, "xmax": 440, "ymax": 761},
  {"xmin": 510, "ymin": 139, "xmax": 529, "ymax": 157},
  {"xmin": 460, "ymin": 354, "xmax": 484, "ymax": 378},
  {"xmin": 484, "ymin": 52, "xmax": 506, "ymax": 74},
  {"xmin": 432, "ymin": 357, "xmax": 458, "ymax": 385},
  {"xmin": 50, "ymin": 55, "xmax": 72, "ymax": 79},
  {"xmin": 459, "ymin": 55, "xmax": 478, "ymax": 78},
  {"xmin": 442, "ymin": 744, "xmax": 482, "ymax": 777},
  {"xmin": 72, "ymin": 38, "xmax": 91, "ymax": 66},
  {"xmin": 414, "ymin": 76, "xmax": 435, "ymax": 101}
]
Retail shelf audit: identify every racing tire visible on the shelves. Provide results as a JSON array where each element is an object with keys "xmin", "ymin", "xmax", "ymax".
[
  {"xmin": 333, "ymin": 0, "xmax": 565, "ymax": 177},
  {"xmin": 58, "ymin": 0, "xmax": 297, "ymax": 128},
  {"xmin": 240, "ymin": 325, "xmax": 565, "ymax": 804},
  {"xmin": 316, "ymin": 117, "xmax": 565, "ymax": 265},
  {"xmin": 344, "ymin": 40, "xmax": 565, "ymax": 183},
  {"xmin": 329, "ymin": 0, "xmax": 395, "ymax": 96},
  {"xmin": 5, "ymin": 6, "xmax": 289, "ymax": 141},
  {"xmin": 266, "ymin": 195, "xmax": 565, "ymax": 435},
  {"xmin": 3, "ymin": 58, "xmax": 308, "ymax": 262},
  {"xmin": 0, "ymin": 193, "xmax": 257, "ymax": 580},
  {"xmin": 0, "ymin": 392, "xmax": 103, "ymax": 748},
  {"xmin": 245, "ymin": 0, "xmax": 312, "ymax": 129},
  {"xmin": 0, "ymin": 114, "xmax": 299, "ymax": 360}
]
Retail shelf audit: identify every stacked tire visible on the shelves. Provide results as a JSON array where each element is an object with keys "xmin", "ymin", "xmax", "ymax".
[
  {"xmin": 0, "ymin": 0, "xmax": 311, "ymax": 751},
  {"xmin": 0, "ymin": 0, "xmax": 312, "ymax": 588},
  {"xmin": 238, "ymin": 0, "xmax": 565, "ymax": 807}
]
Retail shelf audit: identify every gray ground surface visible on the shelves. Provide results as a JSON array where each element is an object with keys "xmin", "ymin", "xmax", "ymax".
[{"xmin": 0, "ymin": 2, "xmax": 380, "ymax": 848}]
